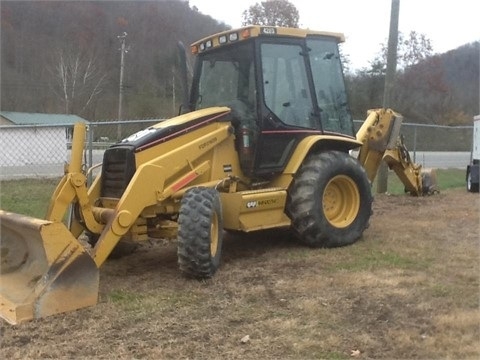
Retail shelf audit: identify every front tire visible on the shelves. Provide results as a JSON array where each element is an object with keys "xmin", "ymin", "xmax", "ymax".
[
  {"xmin": 177, "ymin": 187, "xmax": 224, "ymax": 278},
  {"xmin": 287, "ymin": 151, "xmax": 372, "ymax": 248}
]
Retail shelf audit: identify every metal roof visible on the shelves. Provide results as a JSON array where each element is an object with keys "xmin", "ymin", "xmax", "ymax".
[{"xmin": 0, "ymin": 111, "xmax": 88, "ymax": 125}]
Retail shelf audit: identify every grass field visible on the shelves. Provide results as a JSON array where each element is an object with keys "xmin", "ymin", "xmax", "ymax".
[
  {"xmin": 0, "ymin": 169, "xmax": 467, "ymax": 219},
  {"xmin": 1, "ymin": 169, "xmax": 478, "ymax": 359},
  {"xmin": 0, "ymin": 177, "xmax": 59, "ymax": 218}
]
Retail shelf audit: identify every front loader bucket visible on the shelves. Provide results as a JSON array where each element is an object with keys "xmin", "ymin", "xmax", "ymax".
[{"xmin": 0, "ymin": 210, "xmax": 99, "ymax": 325}]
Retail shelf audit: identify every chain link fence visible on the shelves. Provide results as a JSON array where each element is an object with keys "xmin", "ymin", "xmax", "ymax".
[
  {"xmin": 0, "ymin": 119, "xmax": 473, "ymax": 180},
  {"xmin": 0, "ymin": 119, "xmax": 160, "ymax": 180}
]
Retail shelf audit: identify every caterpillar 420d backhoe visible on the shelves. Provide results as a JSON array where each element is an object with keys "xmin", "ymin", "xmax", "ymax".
[{"xmin": 0, "ymin": 26, "xmax": 438, "ymax": 325}]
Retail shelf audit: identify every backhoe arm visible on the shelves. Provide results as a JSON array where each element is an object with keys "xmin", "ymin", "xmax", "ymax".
[{"xmin": 356, "ymin": 108, "xmax": 438, "ymax": 195}]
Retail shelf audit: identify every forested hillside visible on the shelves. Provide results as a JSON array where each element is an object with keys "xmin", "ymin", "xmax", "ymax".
[
  {"xmin": 347, "ymin": 41, "xmax": 479, "ymax": 124},
  {"xmin": 1, "ymin": 0, "xmax": 478, "ymax": 124},
  {"xmin": 1, "ymin": 0, "xmax": 228, "ymax": 119}
]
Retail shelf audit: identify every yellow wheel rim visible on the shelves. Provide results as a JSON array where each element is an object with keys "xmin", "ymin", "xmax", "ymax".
[
  {"xmin": 323, "ymin": 175, "xmax": 360, "ymax": 228},
  {"xmin": 210, "ymin": 212, "xmax": 219, "ymax": 257}
]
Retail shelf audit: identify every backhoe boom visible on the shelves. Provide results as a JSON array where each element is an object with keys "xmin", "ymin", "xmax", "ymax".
[{"xmin": 356, "ymin": 108, "xmax": 438, "ymax": 195}]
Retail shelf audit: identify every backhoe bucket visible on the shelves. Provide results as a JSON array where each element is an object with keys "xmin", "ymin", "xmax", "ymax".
[
  {"xmin": 0, "ymin": 210, "xmax": 99, "ymax": 325},
  {"xmin": 421, "ymin": 168, "xmax": 439, "ymax": 195}
]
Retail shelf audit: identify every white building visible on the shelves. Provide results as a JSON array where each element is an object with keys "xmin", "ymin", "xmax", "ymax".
[{"xmin": 0, "ymin": 111, "xmax": 88, "ymax": 177}]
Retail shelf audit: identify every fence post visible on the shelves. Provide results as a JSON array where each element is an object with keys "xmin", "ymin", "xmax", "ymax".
[{"xmin": 413, "ymin": 125, "xmax": 417, "ymax": 163}]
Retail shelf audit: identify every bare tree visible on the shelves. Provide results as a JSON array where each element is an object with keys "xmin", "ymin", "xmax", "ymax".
[
  {"xmin": 49, "ymin": 49, "xmax": 108, "ymax": 115},
  {"xmin": 400, "ymin": 31, "xmax": 433, "ymax": 68},
  {"xmin": 372, "ymin": 31, "xmax": 433, "ymax": 73},
  {"xmin": 242, "ymin": 0, "xmax": 299, "ymax": 27}
]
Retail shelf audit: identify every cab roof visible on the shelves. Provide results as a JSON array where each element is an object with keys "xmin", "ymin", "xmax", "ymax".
[{"xmin": 190, "ymin": 25, "xmax": 345, "ymax": 54}]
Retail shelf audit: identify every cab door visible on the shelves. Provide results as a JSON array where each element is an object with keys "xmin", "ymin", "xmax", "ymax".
[{"xmin": 254, "ymin": 39, "xmax": 319, "ymax": 176}]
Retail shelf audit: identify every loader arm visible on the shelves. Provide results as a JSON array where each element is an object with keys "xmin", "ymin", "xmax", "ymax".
[
  {"xmin": 356, "ymin": 108, "xmax": 438, "ymax": 195},
  {"xmin": 45, "ymin": 123, "xmax": 103, "ymax": 232},
  {"xmin": 45, "ymin": 122, "xmax": 87, "ymax": 222},
  {"xmin": 91, "ymin": 120, "xmax": 233, "ymax": 267}
]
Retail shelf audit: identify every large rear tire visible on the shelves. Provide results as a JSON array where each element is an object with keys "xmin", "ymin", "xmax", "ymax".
[
  {"xmin": 287, "ymin": 151, "xmax": 372, "ymax": 248},
  {"xmin": 177, "ymin": 187, "xmax": 224, "ymax": 278}
]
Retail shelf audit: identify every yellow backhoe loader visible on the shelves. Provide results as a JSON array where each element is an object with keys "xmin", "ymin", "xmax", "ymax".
[{"xmin": 0, "ymin": 26, "xmax": 437, "ymax": 325}]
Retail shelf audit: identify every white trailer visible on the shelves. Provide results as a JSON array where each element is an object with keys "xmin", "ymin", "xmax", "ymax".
[{"xmin": 466, "ymin": 115, "xmax": 480, "ymax": 192}]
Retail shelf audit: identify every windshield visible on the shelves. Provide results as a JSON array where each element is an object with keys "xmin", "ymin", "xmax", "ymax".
[
  {"xmin": 193, "ymin": 41, "xmax": 256, "ymax": 124},
  {"xmin": 307, "ymin": 37, "xmax": 353, "ymax": 135}
]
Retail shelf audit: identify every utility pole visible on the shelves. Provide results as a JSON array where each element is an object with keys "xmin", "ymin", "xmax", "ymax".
[
  {"xmin": 172, "ymin": 68, "xmax": 176, "ymax": 115},
  {"xmin": 117, "ymin": 32, "xmax": 128, "ymax": 140},
  {"xmin": 377, "ymin": 0, "xmax": 400, "ymax": 193}
]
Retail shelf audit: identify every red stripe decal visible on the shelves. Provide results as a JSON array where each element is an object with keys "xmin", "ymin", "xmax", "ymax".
[
  {"xmin": 261, "ymin": 130, "xmax": 322, "ymax": 134},
  {"xmin": 172, "ymin": 172, "xmax": 198, "ymax": 192},
  {"xmin": 261, "ymin": 129, "xmax": 355, "ymax": 139}
]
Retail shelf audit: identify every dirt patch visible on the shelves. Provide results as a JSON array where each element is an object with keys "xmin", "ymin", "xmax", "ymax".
[{"xmin": 1, "ymin": 189, "xmax": 479, "ymax": 359}]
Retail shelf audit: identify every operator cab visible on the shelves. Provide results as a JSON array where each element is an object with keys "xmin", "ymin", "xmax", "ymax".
[{"xmin": 189, "ymin": 26, "xmax": 355, "ymax": 177}]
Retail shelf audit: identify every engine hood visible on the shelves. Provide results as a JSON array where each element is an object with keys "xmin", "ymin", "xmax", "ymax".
[{"xmin": 112, "ymin": 107, "xmax": 231, "ymax": 151}]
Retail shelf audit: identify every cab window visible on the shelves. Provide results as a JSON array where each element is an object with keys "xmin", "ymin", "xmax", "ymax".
[{"xmin": 261, "ymin": 43, "xmax": 315, "ymax": 129}]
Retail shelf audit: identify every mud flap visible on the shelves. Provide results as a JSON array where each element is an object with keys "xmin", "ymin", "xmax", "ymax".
[{"xmin": 0, "ymin": 210, "xmax": 99, "ymax": 325}]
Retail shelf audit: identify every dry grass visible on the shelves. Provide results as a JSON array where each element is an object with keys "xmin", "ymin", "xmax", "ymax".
[{"xmin": 1, "ymin": 189, "xmax": 479, "ymax": 359}]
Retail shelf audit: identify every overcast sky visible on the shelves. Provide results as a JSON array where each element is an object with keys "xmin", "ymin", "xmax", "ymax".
[{"xmin": 188, "ymin": 0, "xmax": 479, "ymax": 70}]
